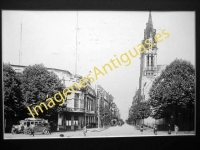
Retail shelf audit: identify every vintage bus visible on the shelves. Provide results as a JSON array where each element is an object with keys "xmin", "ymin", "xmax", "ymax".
[{"xmin": 19, "ymin": 118, "xmax": 48, "ymax": 128}]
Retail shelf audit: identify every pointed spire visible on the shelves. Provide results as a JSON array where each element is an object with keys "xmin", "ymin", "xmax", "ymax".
[
  {"xmin": 148, "ymin": 11, "xmax": 153, "ymax": 28},
  {"xmin": 144, "ymin": 11, "xmax": 154, "ymax": 39}
]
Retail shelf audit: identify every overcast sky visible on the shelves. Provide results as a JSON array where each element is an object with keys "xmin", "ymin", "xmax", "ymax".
[{"xmin": 2, "ymin": 11, "xmax": 195, "ymax": 120}]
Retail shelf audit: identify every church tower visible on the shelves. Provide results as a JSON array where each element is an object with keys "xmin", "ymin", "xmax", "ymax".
[{"xmin": 139, "ymin": 12, "xmax": 158, "ymax": 101}]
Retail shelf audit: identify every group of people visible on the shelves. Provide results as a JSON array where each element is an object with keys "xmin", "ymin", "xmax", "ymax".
[
  {"xmin": 140, "ymin": 124, "xmax": 179, "ymax": 135},
  {"xmin": 167, "ymin": 124, "xmax": 179, "ymax": 135},
  {"xmin": 11, "ymin": 124, "xmax": 25, "ymax": 134}
]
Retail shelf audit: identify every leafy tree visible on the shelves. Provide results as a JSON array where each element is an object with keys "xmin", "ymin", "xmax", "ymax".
[
  {"xmin": 149, "ymin": 59, "xmax": 195, "ymax": 125},
  {"xmin": 3, "ymin": 63, "xmax": 24, "ymax": 119},
  {"xmin": 130, "ymin": 102, "xmax": 151, "ymax": 120},
  {"xmin": 20, "ymin": 64, "xmax": 65, "ymax": 118}
]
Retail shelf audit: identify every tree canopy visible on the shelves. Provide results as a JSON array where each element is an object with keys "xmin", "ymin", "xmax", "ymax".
[
  {"xmin": 149, "ymin": 59, "xmax": 195, "ymax": 120},
  {"xmin": 20, "ymin": 64, "xmax": 65, "ymax": 117},
  {"xmin": 129, "ymin": 101, "xmax": 151, "ymax": 120},
  {"xmin": 3, "ymin": 63, "xmax": 24, "ymax": 118}
]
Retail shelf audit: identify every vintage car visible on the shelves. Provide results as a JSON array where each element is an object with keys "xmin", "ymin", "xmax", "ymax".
[{"xmin": 24, "ymin": 123, "xmax": 50, "ymax": 135}]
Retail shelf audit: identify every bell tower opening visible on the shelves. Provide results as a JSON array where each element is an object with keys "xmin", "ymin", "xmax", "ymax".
[{"xmin": 142, "ymin": 11, "xmax": 158, "ymax": 78}]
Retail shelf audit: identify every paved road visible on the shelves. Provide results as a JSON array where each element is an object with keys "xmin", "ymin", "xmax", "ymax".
[{"xmin": 4, "ymin": 123, "xmax": 194, "ymax": 139}]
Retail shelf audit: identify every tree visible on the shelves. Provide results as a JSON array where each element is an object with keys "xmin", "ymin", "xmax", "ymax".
[
  {"xmin": 20, "ymin": 64, "xmax": 65, "ymax": 118},
  {"xmin": 3, "ymin": 63, "xmax": 24, "ymax": 119},
  {"xmin": 129, "ymin": 101, "xmax": 151, "ymax": 125},
  {"xmin": 149, "ymin": 59, "xmax": 195, "ymax": 126}
]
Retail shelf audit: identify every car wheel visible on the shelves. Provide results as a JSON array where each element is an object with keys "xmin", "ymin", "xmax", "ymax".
[
  {"xmin": 25, "ymin": 129, "xmax": 30, "ymax": 135},
  {"xmin": 43, "ymin": 129, "xmax": 47, "ymax": 135}
]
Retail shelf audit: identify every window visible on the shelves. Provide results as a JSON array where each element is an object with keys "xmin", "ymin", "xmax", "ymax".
[
  {"xmin": 80, "ymin": 97, "xmax": 84, "ymax": 109},
  {"xmin": 151, "ymin": 55, "xmax": 154, "ymax": 66},
  {"xmin": 68, "ymin": 120, "xmax": 71, "ymax": 126},
  {"xmin": 66, "ymin": 116, "xmax": 71, "ymax": 126},
  {"xmin": 91, "ymin": 100, "xmax": 94, "ymax": 111},
  {"xmin": 74, "ymin": 93, "xmax": 79, "ymax": 108}
]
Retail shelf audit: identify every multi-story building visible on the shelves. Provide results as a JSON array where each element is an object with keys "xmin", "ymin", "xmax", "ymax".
[
  {"xmin": 10, "ymin": 64, "xmax": 97, "ymax": 131},
  {"xmin": 109, "ymin": 94, "xmax": 114, "ymax": 120},
  {"xmin": 138, "ymin": 12, "xmax": 167, "ymax": 127},
  {"xmin": 10, "ymin": 64, "xmax": 119, "ymax": 130},
  {"xmin": 96, "ymin": 85, "xmax": 115, "ymax": 127},
  {"xmin": 59, "ymin": 74, "xmax": 96, "ymax": 131}
]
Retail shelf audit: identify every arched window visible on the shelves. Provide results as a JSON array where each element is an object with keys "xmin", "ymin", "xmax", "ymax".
[{"xmin": 147, "ymin": 55, "xmax": 149, "ymax": 67}]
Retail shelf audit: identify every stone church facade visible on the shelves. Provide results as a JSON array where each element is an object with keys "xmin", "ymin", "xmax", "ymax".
[{"xmin": 138, "ymin": 12, "xmax": 167, "ymax": 127}]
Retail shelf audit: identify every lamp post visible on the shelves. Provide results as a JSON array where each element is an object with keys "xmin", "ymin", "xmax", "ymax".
[
  {"xmin": 95, "ymin": 83, "xmax": 101, "ymax": 130},
  {"xmin": 142, "ymin": 108, "xmax": 145, "ymax": 125}
]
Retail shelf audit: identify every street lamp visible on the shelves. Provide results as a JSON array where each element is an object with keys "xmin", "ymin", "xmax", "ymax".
[{"xmin": 143, "ymin": 108, "xmax": 145, "ymax": 125}]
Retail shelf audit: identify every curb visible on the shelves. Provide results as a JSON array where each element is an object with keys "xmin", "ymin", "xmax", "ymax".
[{"xmin": 91, "ymin": 127, "xmax": 110, "ymax": 132}]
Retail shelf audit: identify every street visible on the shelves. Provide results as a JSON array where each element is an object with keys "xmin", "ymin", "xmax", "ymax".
[{"xmin": 4, "ymin": 123, "xmax": 194, "ymax": 139}]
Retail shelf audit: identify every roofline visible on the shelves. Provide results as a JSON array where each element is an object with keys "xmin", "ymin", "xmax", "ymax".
[
  {"xmin": 10, "ymin": 64, "xmax": 72, "ymax": 75},
  {"xmin": 157, "ymin": 64, "xmax": 167, "ymax": 66}
]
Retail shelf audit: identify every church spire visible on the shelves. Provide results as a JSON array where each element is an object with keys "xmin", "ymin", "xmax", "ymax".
[
  {"xmin": 144, "ymin": 11, "xmax": 154, "ymax": 39},
  {"xmin": 148, "ymin": 11, "xmax": 153, "ymax": 28}
]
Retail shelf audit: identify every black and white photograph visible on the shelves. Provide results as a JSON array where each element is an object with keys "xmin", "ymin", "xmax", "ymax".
[{"xmin": 2, "ymin": 10, "xmax": 195, "ymax": 139}]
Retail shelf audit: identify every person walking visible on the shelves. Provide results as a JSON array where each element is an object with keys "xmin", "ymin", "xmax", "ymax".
[
  {"xmin": 29, "ymin": 126, "xmax": 34, "ymax": 136},
  {"xmin": 153, "ymin": 124, "xmax": 157, "ymax": 135},
  {"xmin": 140, "ymin": 124, "xmax": 144, "ymax": 134},
  {"xmin": 11, "ymin": 125, "xmax": 15, "ymax": 134},
  {"xmin": 174, "ymin": 125, "xmax": 179, "ymax": 135},
  {"xmin": 21, "ymin": 124, "xmax": 24, "ymax": 134},
  {"xmin": 74, "ymin": 122, "xmax": 77, "ymax": 131},
  {"xmin": 83, "ymin": 124, "xmax": 87, "ymax": 137},
  {"xmin": 47, "ymin": 123, "xmax": 51, "ymax": 135},
  {"xmin": 168, "ymin": 124, "xmax": 171, "ymax": 135}
]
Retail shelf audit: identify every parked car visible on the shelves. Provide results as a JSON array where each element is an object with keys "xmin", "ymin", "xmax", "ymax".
[{"xmin": 11, "ymin": 124, "xmax": 24, "ymax": 134}]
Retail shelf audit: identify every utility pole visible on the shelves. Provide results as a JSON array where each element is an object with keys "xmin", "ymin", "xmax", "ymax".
[
  {"xmin": 75, "ymin": 11, "xmax": 78, "ymax": 75},
  {"xmin": 19, "ymin": 14, "xmax": 23, "ymax": 65},
  {"xmin": 95, "ymin": 83, "xmax": 100, "ymax": 130}
]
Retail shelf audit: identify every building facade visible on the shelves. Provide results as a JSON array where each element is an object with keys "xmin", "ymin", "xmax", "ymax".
[
  {"xmin": 9, "ymin": 64, "xmax": 120, "ymax": 131},
  {"xmin": 138, "ymin": 12, "xmax": 167, "ymax": 127},
  {"xmin": 10, "ymin": 64, "xmax": 97, "ymax": 131}
]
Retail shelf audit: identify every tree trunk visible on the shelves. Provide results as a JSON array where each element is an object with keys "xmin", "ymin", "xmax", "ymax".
[{"xmin": 175, "ymin": 104, "xmax": 178, "ymax": 126}]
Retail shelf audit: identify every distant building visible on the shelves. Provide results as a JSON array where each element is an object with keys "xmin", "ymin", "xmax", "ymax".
[{"xmin": 97, "ymin": 85, "xmax": 110, "ymax": 127}]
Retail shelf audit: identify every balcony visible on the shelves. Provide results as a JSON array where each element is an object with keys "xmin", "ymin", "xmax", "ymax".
[
  {"xmin": 63, "ymin": 107, "xmax": 85, "ymax": 112},
  {"xmin": 85, "ymin": 110, "xmax": 95, "ymax": 114},
  {"xmin": 146, "ymin": 66, "xmax": 156, "ymax": 71},
  {"xmin": 64, "ymin": 107, "xmax": 95, "ymax": 114}
]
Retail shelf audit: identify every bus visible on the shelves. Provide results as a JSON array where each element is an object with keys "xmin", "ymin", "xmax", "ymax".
[{"xmin": 20, "ymin": 118, "xmax": 48, "ymax": 128}]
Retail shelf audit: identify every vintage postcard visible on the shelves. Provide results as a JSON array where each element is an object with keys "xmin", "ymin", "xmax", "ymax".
[{"xmin": 2, "ymin": 11, "xmax": 195, "ymax": 139}]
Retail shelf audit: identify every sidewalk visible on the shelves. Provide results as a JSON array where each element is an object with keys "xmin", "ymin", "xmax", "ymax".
[
  {"xmin": 132, "ymin": 124, "xmax": 152, "ymax": 131},
  {"xmin": 91, "ymin": 125, "xmax": 110, "ymax": 132},
  {"xmin": 130, "ymin": 124, "xmax": 195, "ymax": 135}
]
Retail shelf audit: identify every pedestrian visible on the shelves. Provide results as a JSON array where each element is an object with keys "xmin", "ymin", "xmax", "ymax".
[
  {"xmin": 168, "ymin": 124, "xmax": 171, "ymax": 135},
  {"xmin": 174, "ymin": 125, "xmax": 179, "ymax": 135},
  {"xmin": 47, "ymin": 123, "xmax": 51, "ymax": 134},
  {"xmin": 153, "ymin": 124, "xmax": 157, "ymax": 135},
  {"xmin": 74, "ymin": 122, "xmax": 77, "ymax": 131},
  {"xmin": 140, "ymin": 124, "xmax": 143, "ymax": 134},
  {"xmin": 83, "ymin": 124, "xmax": 87, "ymax": 137},
  {"xmin": 21, "ymin": 124, "xmax": 24, "ymax": 134},
  {"xmin": 11, "ymin": 125, "xmax": 15, "ymax": 134},
  {"xmin": 30, "ymin": 127, "xmax": 34, "ymax": 136}
]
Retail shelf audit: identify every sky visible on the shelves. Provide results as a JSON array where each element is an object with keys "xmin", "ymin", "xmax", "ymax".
[{"xmin": 2, "ymin": 11, "xmax": 195, "ymax": 120}]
